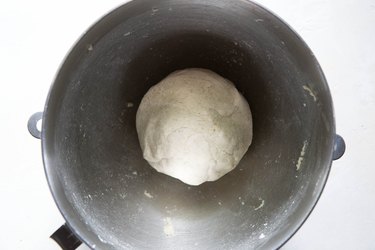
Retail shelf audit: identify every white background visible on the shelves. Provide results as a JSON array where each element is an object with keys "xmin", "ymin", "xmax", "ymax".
[{"xmin": 1, "ymin": 0, "xmax": 374, "ymax": 249}]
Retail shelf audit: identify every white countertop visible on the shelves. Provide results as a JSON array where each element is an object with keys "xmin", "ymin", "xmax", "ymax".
[{"xmin": 1, "ymin": 0, "xmax": 374, "ymax": 249}]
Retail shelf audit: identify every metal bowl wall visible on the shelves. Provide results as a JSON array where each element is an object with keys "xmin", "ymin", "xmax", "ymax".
[{"xmin": 42, "ymin": 0, "xmax": 335, "ymax": 249}]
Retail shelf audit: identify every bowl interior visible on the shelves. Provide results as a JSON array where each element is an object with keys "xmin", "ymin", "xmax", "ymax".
[{"xmin": 43, "ymin": 0, "xmax": 334, "ymax": 249}]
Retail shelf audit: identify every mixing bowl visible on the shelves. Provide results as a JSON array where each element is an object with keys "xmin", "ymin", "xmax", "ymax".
[{"xmin": 28, "ymin": 0, "xmax": 345, "ymax": 249}]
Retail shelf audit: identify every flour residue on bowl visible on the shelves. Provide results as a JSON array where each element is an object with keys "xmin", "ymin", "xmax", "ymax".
[
  {"xmin": 98, "ymin": 235, "xmax": 108, "ymax": 244},
  {"xmin": 163, "ymin": 217, "xmax": 175, "ymax": 236},
  {"xmin": 259, "ymin": 233, "xmax": 266, "ymax": 239},
  {"xmin": 144, "ymin": 190, "xmax": 153, "ymax": 198},
  {"xmin": 254, "ymin": 198, "xmax": 265, "ymax": 210},
  {"xmin": 87, "ymin": 44, "xmax": 93, "ymax": 51},
  {"xmin": 296, "ymin": 140, "xmax": 308, "ymax": 171},
  {"xmin": 303, "ymin": 85, "xmax": 317, "ymax": 102}
]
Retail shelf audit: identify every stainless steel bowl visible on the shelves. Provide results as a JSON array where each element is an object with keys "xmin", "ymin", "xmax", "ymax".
[{"xmin": 28, "ymin": 0, "xmax": 345, "ymax": 249}]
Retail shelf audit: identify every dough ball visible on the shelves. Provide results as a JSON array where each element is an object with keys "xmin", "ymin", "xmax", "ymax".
[{"xmin": 136, "ymin": 68, "xmax": 252, "ymax": 185}]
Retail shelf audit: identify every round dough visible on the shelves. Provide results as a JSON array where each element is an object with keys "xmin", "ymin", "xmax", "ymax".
[{"xmin": 136, "ymin": 69, "xmax": 252, "ymax": 185}]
